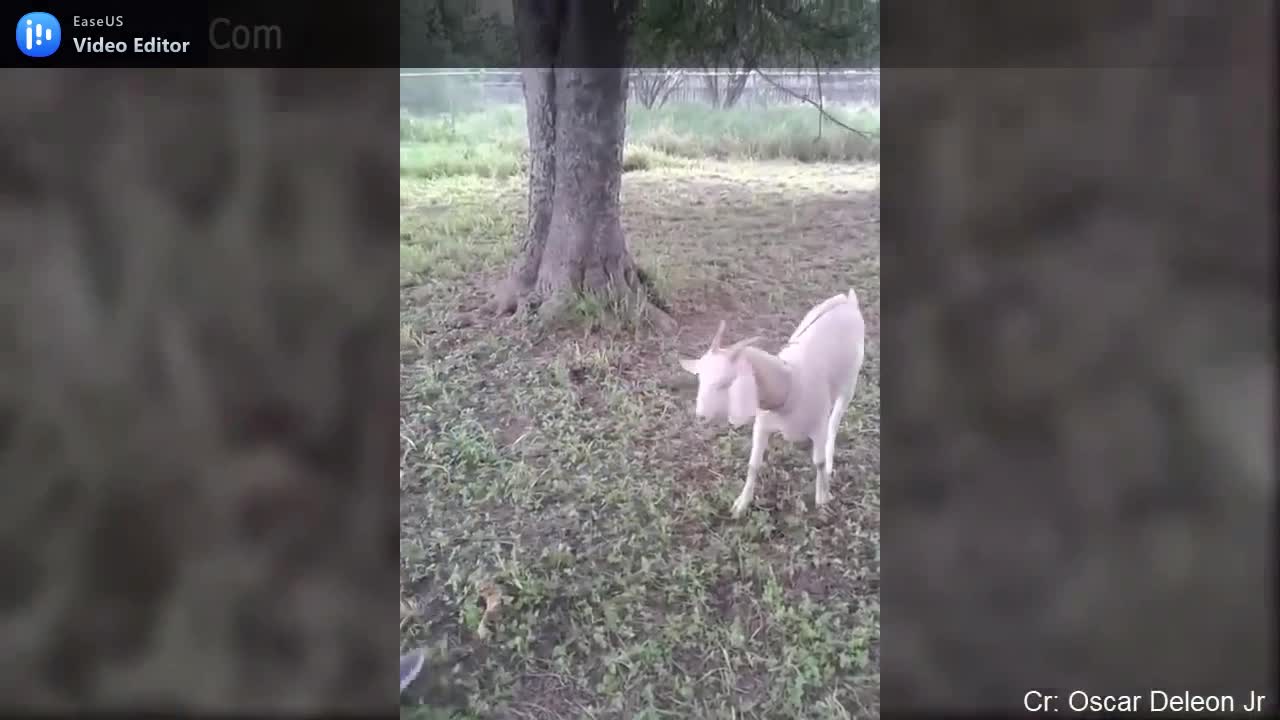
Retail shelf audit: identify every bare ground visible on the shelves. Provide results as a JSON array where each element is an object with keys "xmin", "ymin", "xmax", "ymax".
[{"xmin": 400, "ymin": 160, "xmax": 880, "ymax": 719}]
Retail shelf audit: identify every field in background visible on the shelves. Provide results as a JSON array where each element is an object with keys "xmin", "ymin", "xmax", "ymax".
[
  {"xmin": 401, "ymin": 96, "xmax": 880, "ymax": 718},
  {"xmin": 401, "ymin": 103, "xmax": 880, "ymax": 180}
]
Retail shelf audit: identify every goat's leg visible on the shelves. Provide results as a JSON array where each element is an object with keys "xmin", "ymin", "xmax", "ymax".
[
  {"xmin": 817, "ymin": 393, "xmax": 854, "ymax": 506},
  {"xmin": 812, "ymin": 435, "xmax": 830, "ymax": 506},
  {"xmin": 731, "ymin": 419, "xmax": 770, "ymax": 518}
]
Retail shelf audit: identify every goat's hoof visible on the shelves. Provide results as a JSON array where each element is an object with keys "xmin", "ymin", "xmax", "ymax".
[
  {"xmin": 730, "ymin": 497, "xmax": 752, "ymax": 518},
  {"xmin": 814, "ymin": 481, "xmax": 834, "ymax": 504}
]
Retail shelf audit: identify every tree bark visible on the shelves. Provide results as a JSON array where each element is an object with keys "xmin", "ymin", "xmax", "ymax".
[
  {"xmin": 493, "ymin": 0, "xmax": 669, "ymax": 326},
  {"xmin": 492, "ymin": 66, "xmax": 556, "ymax": 311},
  {"xmin": 0, "ymin": 69, "xmax": 398, "ymax": 711},
  {"xmin": 882, "ymin": 5, "xmax": 1274, "ymax": 711},
  {"xmin": 538, "ymin": 65, "xmax": 637, "ymax": 297}
]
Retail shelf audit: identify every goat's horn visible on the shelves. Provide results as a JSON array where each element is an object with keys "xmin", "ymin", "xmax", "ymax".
[
  {"xmin": 727, "ymin": 336, "xmax": 763, "ymax": 354},
  {"xmin": 709, "ymin": 320, "xmax": 726, "ymax": 350}
]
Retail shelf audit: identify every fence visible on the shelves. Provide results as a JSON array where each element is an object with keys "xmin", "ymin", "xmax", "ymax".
[{"xmin": 400, "ymin": 69, "xmax": 880, "ymax": 116}]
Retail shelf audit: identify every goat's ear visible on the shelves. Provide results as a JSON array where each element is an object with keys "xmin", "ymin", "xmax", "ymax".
[
  {"xmin": 709, "ymin": 320, "xmax": 726, "ymax": 351},
  {"xmin": 726, "ymin": 336, "xmax": 763, "ymax": 359},
  {"xmin": 400, "ymin": 649, "xmax": 426, "ymax": 692},
  {"xmin": 678, "ymin": 357, "xmax": 699, "ymax": 375},
  {"xmin": 740, "ymin": 347, "xmax": 792, "ymax": 410}
]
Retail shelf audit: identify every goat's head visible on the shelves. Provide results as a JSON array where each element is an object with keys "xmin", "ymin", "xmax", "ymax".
[{"xmin": 678, "ymin": 320, "xmax": 761, "ymax": 422}]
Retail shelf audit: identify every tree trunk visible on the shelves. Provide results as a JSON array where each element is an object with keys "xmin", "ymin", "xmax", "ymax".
[
  {"xmin": 633, "ymin": 69, "xmax": 659, "ymax": 109},
  {"xmin": 493, "ymin": 0, "xmax": 669, "ymax": 326},
  {"xmin": 655, "ymin": 71, "xmax": 684, "ymax": 108},
  {"xmin": 492, "ymin": 67, "xmax": 556, "ymax": 309},
  {"xmin": 538, "ymin": 65, "xmax": 636, "ymax": 297},
  {"xmin": 702, "ymin": 70, "xmax": 723, "ymax": 108},
  {"xmin": 721, "ymin": 69, "xmax": 751, "ymax": 109}
]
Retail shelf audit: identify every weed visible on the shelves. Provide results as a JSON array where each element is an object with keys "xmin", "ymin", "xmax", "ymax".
[
  {"xmin": 400, "ymin": 104, "xmax": 880, "ymax": 180},
  {"xmin": 401, "ymin": 159, "xmax": 880, "ymax": 718}
]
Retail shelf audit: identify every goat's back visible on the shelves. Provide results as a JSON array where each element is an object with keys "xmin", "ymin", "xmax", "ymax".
[
  {"xmin": 789, "ymin": 290, "xmax": 859, "ymax": 344},
  {"xmin": 781, "ymin": 294, "xmax": 865, "ymax": 399}
]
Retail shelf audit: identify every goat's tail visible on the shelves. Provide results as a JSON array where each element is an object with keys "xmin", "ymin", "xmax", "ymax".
[{"xmin": 847, "ymin": 287, "xmax": 860, "ymax": 307}]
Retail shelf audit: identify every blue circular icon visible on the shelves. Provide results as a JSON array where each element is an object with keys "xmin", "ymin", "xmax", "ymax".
[{"xmin": 17, "ymin": 12, "xmax": 61, "ymax": 57}]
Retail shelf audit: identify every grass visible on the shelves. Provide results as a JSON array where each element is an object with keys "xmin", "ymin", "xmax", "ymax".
[
  {"xmin": 400, "ymin": 103, "xmax": 880, "ymax": 180},
  {"xmin": 401, "ymin": 154, "xmax": 880, "ymax": 718}
]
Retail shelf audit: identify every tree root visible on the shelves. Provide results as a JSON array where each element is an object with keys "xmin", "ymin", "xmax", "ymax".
[
  {"xmin": 630, "ymin": 265, "xmax": 678, "ymax": 333},
  {"xmin": 634, "ymin": 266, "xmax": 673, "ymax": 315},
  {"xmin": 486, "ymin": 268, "xmax": 677, "ymax": 334},
  {"xmin": 637, "ymin": 293, "xmax": 678, "ymax": 334},
  {"xmin": 484, "ymin": 274, "xmax": 534, "ymax": 316}
]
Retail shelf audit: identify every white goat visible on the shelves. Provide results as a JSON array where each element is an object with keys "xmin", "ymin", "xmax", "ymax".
[{"xmin": 679, "ymin": 289, "xmax": 865, "ymax": 517}]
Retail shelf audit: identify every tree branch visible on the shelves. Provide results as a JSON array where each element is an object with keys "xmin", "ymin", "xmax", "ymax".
[
  {"xmin": 813, "ymin": 51, "xmax": 824, "ymax": 139},
  {"xmin": 752, "ymin": 68, "xmax": 875, "ymax": 140}
]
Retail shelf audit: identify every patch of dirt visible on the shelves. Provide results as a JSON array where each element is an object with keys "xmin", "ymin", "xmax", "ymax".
[{"xmin": 400, "ymin": 160, "xmax": 880, "ymax": 719}]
